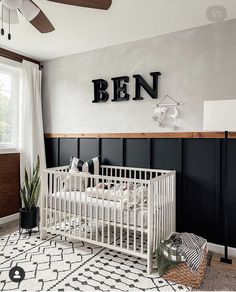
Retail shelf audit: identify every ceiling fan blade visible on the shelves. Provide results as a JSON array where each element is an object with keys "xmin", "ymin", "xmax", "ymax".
[
  {"xmin": 47, "ymin": 0, "xmax": 112, "ymax": 10},
  {"xmin": 19, "ymin": 0, "xmax": 40, "ymax": 21},
  {"xmin": 22, "ymin": 0, "xmax": 55, "ymax": 33},
  {"xmin": 30, "ymin": 9, "xmax": 55, "ymax": 33}
]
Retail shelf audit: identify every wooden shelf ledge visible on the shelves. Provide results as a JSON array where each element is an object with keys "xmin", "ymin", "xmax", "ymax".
[{"xmin": 44, "ymin": 132, "xmax": 236, "ymax": 139}]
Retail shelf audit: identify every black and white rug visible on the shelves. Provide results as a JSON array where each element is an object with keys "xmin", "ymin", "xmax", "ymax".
[{"xmin": 0, "ymin": 231, "xmax": 190, "ymax": 291}]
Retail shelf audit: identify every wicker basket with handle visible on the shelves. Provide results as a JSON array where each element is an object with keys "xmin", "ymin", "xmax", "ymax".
[{"xmin": 163, "ymin": 248, "xmax": 208, "ymax": 288}]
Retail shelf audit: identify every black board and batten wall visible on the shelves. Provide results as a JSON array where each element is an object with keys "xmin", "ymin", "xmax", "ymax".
[{"xmin": 45, "ymin": 136, "xmax": 236, "ymax": 248}]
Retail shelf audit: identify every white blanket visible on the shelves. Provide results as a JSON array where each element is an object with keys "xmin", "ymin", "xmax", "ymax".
[{"xmin": 86, "ymin": 182, "xmax": 148, "ymax": 210}]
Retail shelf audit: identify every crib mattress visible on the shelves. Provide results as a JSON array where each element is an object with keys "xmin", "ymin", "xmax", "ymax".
[{"xmin": 48, "ymin": 191, "xmax": 149, "ymax": 228}]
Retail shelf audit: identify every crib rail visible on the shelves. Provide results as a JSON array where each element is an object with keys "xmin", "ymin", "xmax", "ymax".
[
  {"xmin": 40, "ymin": 165, "xmax": 176, "ymax": 274},
  {"xmin": 101, "ymin": 165, "xmax": 171, "ymax": 180}
]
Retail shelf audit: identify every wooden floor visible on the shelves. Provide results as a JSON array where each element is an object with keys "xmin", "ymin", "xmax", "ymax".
[
  {"xmin": 0, "ymin": 219, "xmax": 20, "ymax": 237},
  {"xmin": 211, "ymin": 253, "xmax": 236, "ymax": 273}
]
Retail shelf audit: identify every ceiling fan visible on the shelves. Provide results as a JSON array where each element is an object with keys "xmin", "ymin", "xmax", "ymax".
[{"xmin": 0, "ymin": 0, "xmax": 112, "ymax": 40}]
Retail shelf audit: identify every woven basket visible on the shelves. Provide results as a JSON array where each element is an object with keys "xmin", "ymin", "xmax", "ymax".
[{"xmin": 163, "ymin": 249, "xmax": 208, "ymax": 288}]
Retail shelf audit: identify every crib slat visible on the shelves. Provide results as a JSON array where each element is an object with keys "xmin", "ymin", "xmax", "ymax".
[
  {"xmin": 54, "ymin": 174, "xmax": 57, "ymax": 230},
  {"xmin": 166, "ymin": 177, "xmax": 168, "ymax": 238},
  {"xmin": 120, "ymin": 181, "xmax": 123, "ymax": 249},
  {"xmin": 171, "ymin": 173, "xmax": 175, "ymax": 232},
  {"xmin": 95, "ymin": 181, "xmax": 98, "ymax": 242},
  {"xmin": 133, "ymin": 182, "xmax": 137, "ymax": 252},
  {"xmin": 79, "ymin": 175, "xmax": 82, "ymax": 238},
  {"xmin": 127, "ymin": 181, "xmax": 130, "ymax": 251},
  {"xmin": 160, "ymin": 179, "xmax": 163, "ymax": 240},
  {"xmin": 114, "ymin": 178, "xmax": 117, "ymax": 248},
  {"xmin": 108, "ymin": 179, "xmax": 111, "ymax": 245},
  {"xmin": 85, "ymin": 177, "xmax": 88, "ymax": 239},
  {"xmin": 168, "ymin": 176, "xmax": 170, "ymax": 235},
  {"xmin": 166, "ymin": 176, "xmax": 169, "ymax": 237},
  {"xmin": 101, "ymin": 178, "xmax": 105, "ymax": 244},
  {"xmin": 141, "ymin": 183, "xmax": 144, "ymax": 254},
  {"xmin": 45, "ymin": 173, "xmax": 49, "ymax": 230},
  {"xmin": 153, "ymin": 180, "xmax": 156, "ymax": 250},
  {"xmin": 73, "ymin": 175, "xmax": 76, "ymax": 236},
  {"xmin": 59, "ymin": 175, "xmax": 62, "ymax": 232},
  {"xmin": 90, "ymin": 178, "xmax": 93, "ymax": 241},
  {"xmin": 63, "ymin": 176, "xmax": 66, "ymax": 233},
  {"xmin": 49, "ymin": 173, "xmax": 53, "ymax": 230},
  {"xmin": 69, "ymin": 176, "xmax": 72, "ymax": 235},
  {"xmin": 162, "ymin": 179, "xmax": 165, "ymax": 240},
  {"xmin": 158, "ymin": 179, "xmax": 161, "ymax": 244},
  {"xmin": 147, "ymin": 182, "xmax": 154, "ymax": 274}
]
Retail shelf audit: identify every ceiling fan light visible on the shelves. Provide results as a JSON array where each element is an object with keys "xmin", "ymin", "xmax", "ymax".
[
  {"xmin": 0, "ymin": 5, "xmax": 19, "ymax": 24},
  {"xmin": 20, "ymin": 0, "xmax": 40, "ymax": 21},
  {"xmin": 2, "ymin": 0, "xmax": 22, "ymax": 10}
]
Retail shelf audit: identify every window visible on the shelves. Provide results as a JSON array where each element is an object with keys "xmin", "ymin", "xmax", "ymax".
[{"xmin": 0, "ymin": 63, "xmax": 20, "ymax": 150}]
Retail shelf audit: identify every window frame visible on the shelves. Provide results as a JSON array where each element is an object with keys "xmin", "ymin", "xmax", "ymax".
[{"xmin": 0, "ymin": 63, "xmax": 20, "ymax": 152}]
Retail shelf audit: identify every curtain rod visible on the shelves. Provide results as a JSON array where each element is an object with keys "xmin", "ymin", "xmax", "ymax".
[{"xmin": 0, "ymin": 48, "xmax": 42, "ymax": 68}]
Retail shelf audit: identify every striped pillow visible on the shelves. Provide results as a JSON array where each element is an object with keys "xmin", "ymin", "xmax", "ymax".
[
  {"xmin": 70, "ymin": 156, "xmax": 100, "ymax": 187},
  {"xmin": 82, "ymin": 157, "xmax": 100, "ymax": 175},
  {"xmin": 70, "ymin": 156, "xmax": 83, "ymax": 171},
  {"xmin": 70, "ymin": 156, "xmax": 100, "ymax": 175}
]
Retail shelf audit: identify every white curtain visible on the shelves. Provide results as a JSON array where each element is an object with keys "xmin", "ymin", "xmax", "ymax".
[{"xmin": 20, "ymin": 60, "xmax": 46, "ymax": 185}]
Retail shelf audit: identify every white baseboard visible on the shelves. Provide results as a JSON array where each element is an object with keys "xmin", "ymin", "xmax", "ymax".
[
  {"xmin": 0, "ymin": 213, "xmax": 19, "ymax": 225},
  {"xmin": 208, "ymin": 242, "xmax": 236, "ymax": 258}
]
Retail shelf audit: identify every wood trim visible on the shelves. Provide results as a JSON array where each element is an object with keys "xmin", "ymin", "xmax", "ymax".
[
  {"xmin": 229, "ymin": 132, "xmax": 236, "ymax": 139},
  {"xmin": 0, "ymin": 48, "xmax": 40, "ymax": 66},
  {"xmin": 44, "ymin": 132, "xmax": 236, "ymax": 139}
]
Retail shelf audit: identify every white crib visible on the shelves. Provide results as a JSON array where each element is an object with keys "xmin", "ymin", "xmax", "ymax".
[{"xmin": 40, "ymin": 165, "xmax": 176, "ymax": 274}]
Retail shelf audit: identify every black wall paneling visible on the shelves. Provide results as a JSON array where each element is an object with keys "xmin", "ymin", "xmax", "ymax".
[
  {"xmin": 151, "ymin": 139, "xmax": 183, "ymax": 232},
  {"xmin": 226, "ymin": 140, "xmax": 236, "ymax": 247},
  {"xmin": 125, "ymin": 139, "xmax": 151, "ymax": 168},
  {"xmin": 44, "ymin": 136, "xmax": 236, "ymax": 247},
  {"xmin": 182, "ymin": 139, "xmax": 221, "ymax": 244},
  {"xmin": 79, "ymin": 139, "xmax": 100, "ymax": 162},
  {"xmin": 45, "ymin": 138, "xmax": 59, "ymax": 168},
  {"xmin": 101, "ymin": 139, "xmax": 123, "ymax": 166},
  {"xmin": 59, "ymin": 138, "xmax": 79, "ymax": 166}
]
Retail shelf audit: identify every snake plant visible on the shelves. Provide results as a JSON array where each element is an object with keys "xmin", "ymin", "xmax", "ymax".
[{"xmin": 20, "ymin": 155, "xmax": 41, "ymax": 211}]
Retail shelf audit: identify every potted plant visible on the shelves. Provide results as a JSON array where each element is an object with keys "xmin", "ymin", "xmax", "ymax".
[{"xmin": 20, "ymin": 156, "xmax": 41, "ymax": 234}]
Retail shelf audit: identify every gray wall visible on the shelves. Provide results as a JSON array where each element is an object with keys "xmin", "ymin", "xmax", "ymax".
[{"xmin": 42, "ymin": 19, "xmax": 236, "ymax": 133}]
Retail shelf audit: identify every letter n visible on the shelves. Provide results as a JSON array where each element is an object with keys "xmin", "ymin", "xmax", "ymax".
[{"xmin": 133, "ymin": 72, "xmax": 161, "ymax": 100}]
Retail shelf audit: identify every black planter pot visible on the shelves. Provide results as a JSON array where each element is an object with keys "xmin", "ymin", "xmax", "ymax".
[{"xmin": 19, "ymin": 207, "xmax": 39, "ymax": 232}]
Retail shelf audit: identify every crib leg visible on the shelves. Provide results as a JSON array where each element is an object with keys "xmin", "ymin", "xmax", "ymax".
[
  {"xmin": 147, "ymin": 258, "xmax": 153, "ymax": 275},
  {"xmin": 40, "ymin": 229, "xmax": 47, "ymax": 240},
  {"xmin": 147, "ymin": 250, "xmax": 153, "ymax": 275}
]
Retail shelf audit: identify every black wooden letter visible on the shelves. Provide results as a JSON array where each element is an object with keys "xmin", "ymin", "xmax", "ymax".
[
  {"xmin": 133, "ymin": 72, "xmax": 161, "ymax": 100},
  {"xmin": 92, "ymin": 79, "xmax": 109, "ymax": 103},
  {"xmin": 111, "ymin": 76, "xmax": 130, "ymax": 102}
]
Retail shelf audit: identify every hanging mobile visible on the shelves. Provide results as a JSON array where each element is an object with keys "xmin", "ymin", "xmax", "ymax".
[
  {"xmin": 153, "ymin": 95, "xmax": 183, "ymax": 129},
  {"xmin": 170, "ymin": 107, "xmax": 180, "ymax": 119}
]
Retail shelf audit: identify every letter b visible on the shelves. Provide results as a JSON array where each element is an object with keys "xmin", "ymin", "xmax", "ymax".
[{"xmin": 92, "ymin": 79, "xmax": 109, "ymax": 103}]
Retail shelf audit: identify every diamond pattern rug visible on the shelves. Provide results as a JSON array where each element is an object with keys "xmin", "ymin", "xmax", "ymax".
[{"xmin": 0, "ymin": 231, "xmax": 190, "ymax": 291}]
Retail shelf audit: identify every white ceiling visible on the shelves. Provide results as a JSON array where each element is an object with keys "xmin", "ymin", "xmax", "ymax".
[{"xmin": 1, "ymin": 0, "xmax": 236, "ymax": 61}]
